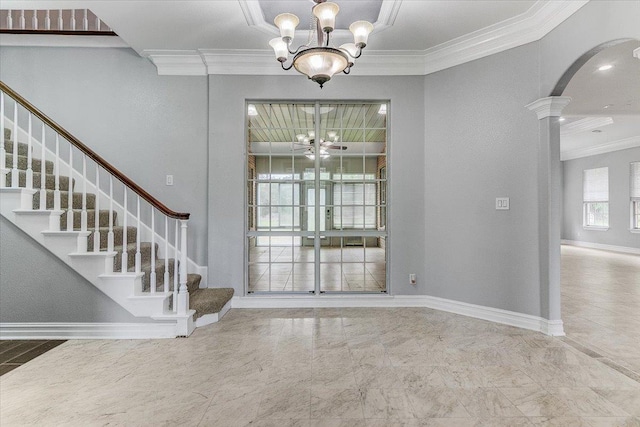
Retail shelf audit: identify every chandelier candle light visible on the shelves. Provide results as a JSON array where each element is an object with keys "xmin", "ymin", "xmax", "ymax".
[{"xmin": 269, "ymin": 0, "xmax": 374, "ymax": 88}]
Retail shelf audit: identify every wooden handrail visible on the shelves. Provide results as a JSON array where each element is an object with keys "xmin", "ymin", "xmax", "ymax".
[{"xmin": 0, "ymin": 80, "xmax": 190, "ymax": 220}]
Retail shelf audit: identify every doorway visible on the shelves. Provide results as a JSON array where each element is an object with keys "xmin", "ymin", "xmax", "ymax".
[{"xmin": 246, "ymin": 102, "xmax": 388, "ymax": 294}]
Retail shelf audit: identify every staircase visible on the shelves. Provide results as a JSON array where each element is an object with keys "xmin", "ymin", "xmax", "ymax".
[{"xmin": 0, "ymin": 82, "xmax": 233, "ymax": 338}]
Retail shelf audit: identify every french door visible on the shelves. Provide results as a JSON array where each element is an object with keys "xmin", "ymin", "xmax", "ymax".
[{"xmin": 246, "ymin": 102, "xmax": 388, "ymax": 294}]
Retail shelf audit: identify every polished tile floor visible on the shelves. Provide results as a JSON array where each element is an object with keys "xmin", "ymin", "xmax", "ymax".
[
  {"xmin": 561, "ymin": 245, "xmax": 640, "ymax": 378},
  {"xmin": 1, "ymin": 247, "xmax": 639, "ymax": 426}
]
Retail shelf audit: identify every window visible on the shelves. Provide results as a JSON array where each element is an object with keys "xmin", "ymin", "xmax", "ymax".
[
  {"xmin": 333, "ymin": 174, "xmax": 377, "ymax": 229},
  {"xmin": 583, "ymin": 167, "xmax": 609, "ymax": 229},
  {"xmin": 631, "ymin": 162, "xmax": 640, "ymax": 231}
]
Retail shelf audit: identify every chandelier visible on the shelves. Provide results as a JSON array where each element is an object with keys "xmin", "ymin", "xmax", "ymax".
[{"xmin": 269, "ymin": 0, "xmax": 374, "ymax": 88}]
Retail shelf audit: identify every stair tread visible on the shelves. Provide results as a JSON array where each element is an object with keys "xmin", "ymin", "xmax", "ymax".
[{"xmin": 190, "ymin": 288, "xmax": 234, "ymax": 318}]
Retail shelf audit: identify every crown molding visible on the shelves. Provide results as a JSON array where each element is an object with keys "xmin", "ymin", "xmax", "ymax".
[
  {"xmin": 561, "ymin": 135, "xmax": 640, "ymax": 161},
  {"xmin": 141, "ymin": 50, "xmax": 207, "ymax": 76},
  {"xmin": 144, "ymin": 0, "xmax": 588, "ymax": 76},
  {"xmin": 526, "ymin": 97, "xmax": 572, "ymax": 120},
  {"xmin": 561, "ymin": 117, "xmax": 614, "ymax": 136},
  {"xmin": 0, "ymin": 33, "xmax": 128, "ymax": 48}
]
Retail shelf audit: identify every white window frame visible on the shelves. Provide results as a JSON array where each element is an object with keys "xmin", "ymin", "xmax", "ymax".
[
  {"xmin": 583, "ymin": 167, "xmax": 609, "ymax": 231},
  {"xmin": 631, "ymin": 162, "xmax": 640, "ymax": 233}
]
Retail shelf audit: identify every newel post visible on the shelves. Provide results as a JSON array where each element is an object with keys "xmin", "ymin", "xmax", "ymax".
[
  {"xmin": 525, "ymin": 96, "xmax": 571, "ymax": 336},
  {"xmin": 177, "ymin": 219, "xmax": 189, "ymax": 315}
]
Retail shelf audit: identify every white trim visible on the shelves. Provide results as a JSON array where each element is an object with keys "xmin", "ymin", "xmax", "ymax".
[
  {"xmin": 0, "ymin": 322, "xmax": 178, "ymax": 339},
  {"xmin": 231, "ymin": 294, "xmax": 565, "ymax": 336},
  {"xmin": 525, "ymin": 96, "xmax": 572, "ymax": 120},
  {"xmin": 0, "ymin": 34, "xmax": 129, "ymax": 48},
  {"xmin": 144, "ymin": 0, "xmax": 588, "ymax": 76},
  {"xmin": 561, "ymin": 239, "xmax": 640, "ymax": 255},
  {"xmin": 194, "ymin": 299, "xmax": 232, "ymax": 327},
  {"xmin": 560, "ymin": 117, "xmax": 614, "ymax": 137},
  {"xmin": 634, "ymin": 47, "xmax": 640, "ymax": 60},
  {"xmin": 561, "ymin": 135, "xmax": 640, "ymax": 161},
  {"xmin": 582, "ymin": 226, "xmax": 609, "ymax": 231}
]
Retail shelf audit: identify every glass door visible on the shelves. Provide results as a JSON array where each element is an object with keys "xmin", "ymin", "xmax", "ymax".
[{"xmin": 246, "ymin": 102, "xmax": 388, "ymax": 294}]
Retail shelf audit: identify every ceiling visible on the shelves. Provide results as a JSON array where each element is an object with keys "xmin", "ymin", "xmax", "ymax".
[
  {"xmin": 561, "ymin": 39, "xmax": 640, "ymax": 160},
  {"xmin": 3, "ymin": 0, "xmax": 636, "ymax": 158}
]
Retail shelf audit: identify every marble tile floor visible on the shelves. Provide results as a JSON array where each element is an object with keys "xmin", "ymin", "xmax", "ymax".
[
  {"xmin": 2, "ymin": 307, "xmax": 640, "ymax": 426},
  {"xmin": 561, "ymin": 245, "xmax": 640, "ymax": 377}
]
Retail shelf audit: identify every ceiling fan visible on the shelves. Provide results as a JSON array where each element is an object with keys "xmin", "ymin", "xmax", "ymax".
[{"xmin": 293, "ymin": 131, "xmax": 348, "ymax": 152}]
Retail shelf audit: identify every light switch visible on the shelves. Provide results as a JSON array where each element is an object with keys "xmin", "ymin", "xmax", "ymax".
[
  {"xmin": 496, "ymin": 197, "xmax": 510, "ymax": 210},
  {"xmin": 166, "ymin": 175, "xmax": 174, "ymax": 186}
]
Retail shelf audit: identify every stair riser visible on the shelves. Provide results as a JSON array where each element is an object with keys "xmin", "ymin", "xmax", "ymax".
[
  {"xmin": 113, "ymin": 243, "xmax": 159, "ymax": 272},
  {"xmin": 87, "ymin": 226, "xmax": 137, "ymax": 250},
  {"xmin": 5, "ymin": 154, "xmax": 54, "ymax": 174},
  {"xmin": 32, "ymin": 191, "xmax": 96, "ymax": 210},
  {"xmin": 60, "ymin": 210, "xmax": 116, "ymax": 230},
  {"xmin": 3, "ymin": 140, "xmax": 29, "ymax": 157},
  {"xmin": 6, "ymin": 170, "xmax": 73, "ymax": 191}
]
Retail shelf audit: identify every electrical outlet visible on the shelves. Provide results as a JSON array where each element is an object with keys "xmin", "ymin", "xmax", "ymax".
[
  {"xmin": 409, "ymin": 273, "xmax": 417, "ymax": 285},
  {"xmin": 166, "ymin": 175, "xmax": 174, "ymax": 186}
]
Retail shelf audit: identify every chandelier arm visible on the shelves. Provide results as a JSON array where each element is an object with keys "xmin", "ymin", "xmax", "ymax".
[
  {"xmin": 343, "ymin": 65, "xmax": 352, "ymax": 75},
  {"xmin": 287, "ymin": 42, "xmax": 310, "ymax": 56},
  {"xmin": 281, "ymin": 61, "xmax": 295, "ymax": 71}
]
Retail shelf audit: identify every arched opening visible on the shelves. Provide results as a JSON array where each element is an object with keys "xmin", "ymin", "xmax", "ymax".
[{"xmin": 552, "ymin": 39, "xmax": 640, "ymax": 367}]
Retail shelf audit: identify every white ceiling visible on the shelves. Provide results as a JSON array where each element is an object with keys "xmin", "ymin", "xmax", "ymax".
[
  {"xmin": 561, "ymin": 40, "xmax": 640, "ymax": 160},
  {"xmin": 5, "ymin": 0, "xmax": 636, "ymax": 159}
]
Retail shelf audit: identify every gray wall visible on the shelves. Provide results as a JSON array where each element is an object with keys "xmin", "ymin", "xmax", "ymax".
[
  {"xmin": 209, "ymin": 75, "xmax": 426, "ymax": 295},
  {"xmin": 562, "ymin": 148, "xmax": 640, "ymax": 248},
  {"xmin": 0, "ymin": 217, "xmax": 143, "ymax": 323},
  {"xmin": 424, "ymin": 42, "xmax": 543, "ymax": 316},
  {"xmin": 0, "ymin": 46, "xmax": 209, "ymax": 265}
]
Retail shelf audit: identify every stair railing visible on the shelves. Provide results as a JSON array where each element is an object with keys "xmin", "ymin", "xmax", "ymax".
[
  {"xmin": 0, "ymin": 81, "xmax": 190, "ymax": 316},
  {"xmin": 0, "ymin": 9, "xmax": 116, "ymax": 35}
]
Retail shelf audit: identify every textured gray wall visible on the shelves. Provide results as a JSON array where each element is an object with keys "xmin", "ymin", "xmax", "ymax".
[
  {"xmin": 0, "ymin": 217, "xmax": 143, "ymax": 323},
  {"xmin": 208, "ymin": 75, "xmax": 426, "ymax": 296},
  {"xmin": 562, "ymin": 148, "xmax": 640, "ymax": 249},
  {"xmin": 424, "ymin": 43, "xmax": 543, "ymax": 316},
  {"xmin": 0, "ymin": 46, "xmax": 209, "ymax": 265}
]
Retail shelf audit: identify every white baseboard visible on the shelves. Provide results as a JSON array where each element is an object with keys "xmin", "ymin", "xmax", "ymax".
[
  {"xmin": 0, "ymin": 322, "xmax": 178, "ymax": 339},
  {"xmin": 561, "ymin": 240, "xmax": 640, "ymax": 255},
  {"xmin": 194, "ymin": 299, "xmax": 232, "ymax": 327},
  {"xmin": 231, "ymin": 295, "xmax": 565, "ymax": 336}
]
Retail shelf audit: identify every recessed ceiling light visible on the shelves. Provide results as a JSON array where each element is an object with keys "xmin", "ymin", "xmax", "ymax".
[
  {"xmin": 559, "ymin": 117, "xmax": 566, "ymax": 122},
  {"xmin": 598, "ymin": 64, "xmax": 613, "ymax": 71},
  {"xmin": 603, "ymin": 104, "xmax": 613, "ymax": 109}
]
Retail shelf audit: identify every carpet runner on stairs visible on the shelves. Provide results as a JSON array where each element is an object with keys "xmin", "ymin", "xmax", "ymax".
[{"xmin": 3, "ymin": 135, "xmax": 233, "ymax": 322}]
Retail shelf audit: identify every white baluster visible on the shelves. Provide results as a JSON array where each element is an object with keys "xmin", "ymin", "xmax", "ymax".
[
  {"xmin": 173, "ymin": 220, "xmax": 178, "ymax": 313},
  {"xmin": 39, "ymin": 122, "xmax": 46, "ymax": 209},
  {"xmin": 135, "ymin": 196, "xmax": 141, "ymax": 273},
  {"xmin": 150, "ymin": 208, "xmax": 156, "ymax": 293},
  {"xmin": 11, "ymin": 101, "xmax": 18, "ymax": 187},
  {"xmin": 45, "ymin": 10, "xmax": 51, "ymax": 30},
  {"xmin": 54, "ymin": 134, "xmax": 61, "ymax": 210},
  {"xmin": 82, "ymin": 9, "xmax": 88, "ymax": 31},
  {"xmin": 93, "ymin": 164, "xmax": 100, "ymax": 252},
  {"xmin": 25, "ymin": 113, "xmax": 33, "ymax": 189},
  {"xmin": 0, "ymin": 91, "xmax": 5, "ymax": 188},
  {"xmin": 108, "ymin": 176, "xmax": 114, "ymax": 252},
  {"xmin": 31, "ymin": 10, "xmax": 38, "ymax": 30},
  {"xmin": 121, "ymin": 187, "xmax": 128, "ymax": 272},
  {"xmin": 6, "ymin": 10, "xmax": 12, "ymax": 30},
  {"xmin": 81, "ymin": 154, "xmax": 87, "ymax": 231},
  {"xmin": 164, "ymin": 216, "xmax": 169, "ymax": 291},
  {"xmin": 67, "ymin": 146, "xmax": 73, "ymax": 231},
  {"xmin": 19, "ymin": 10, "xmax": 25, "ymax": 30},
  {"xmin": 57, "ymin": 9, "xmax": 63, "ymax": 31},
  {"xmin": 70, "ymin": 9, "xmax": 76, "ymax": 31},
  {"xmin": 178, "ymin": 220, "xmax": 189, "ymax": 315}
]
